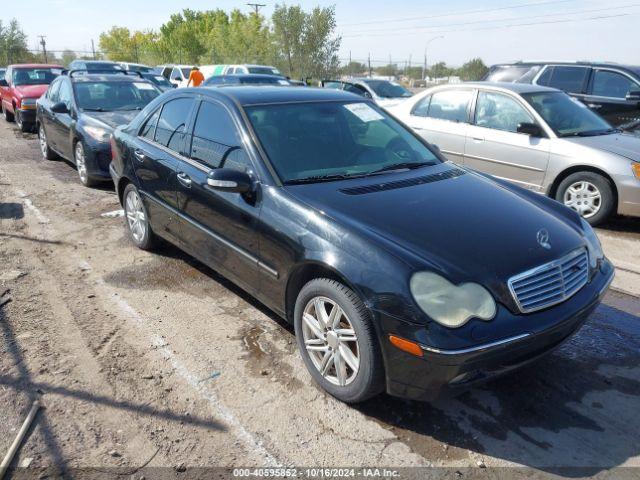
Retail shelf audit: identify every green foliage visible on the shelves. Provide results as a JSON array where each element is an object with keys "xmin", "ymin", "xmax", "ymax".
[
  {"xmin": 0, "ymin": 19, "xmax": 30, "ymax": 65},
  {"xmin": 457, "ymin": 57, "xmax": 489, "ymax": 81}
]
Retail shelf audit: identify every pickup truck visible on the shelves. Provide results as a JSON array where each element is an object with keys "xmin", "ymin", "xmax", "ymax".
[{"xmin": 1, "ymin": 64, "xmax": 62, "ymax": 132}]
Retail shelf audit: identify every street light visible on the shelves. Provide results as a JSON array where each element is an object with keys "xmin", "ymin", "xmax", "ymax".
[{"xmin": 423, "ymin": 35, "xmax": 444, "ymax": 81}]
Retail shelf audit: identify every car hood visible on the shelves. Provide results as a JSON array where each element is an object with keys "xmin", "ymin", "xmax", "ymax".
[
  {"xmin": 82, "ymin": 110, "xmax": 139, "ymax": 129},
  {"xmin": 563, "ymin": 133, "xmax": 640, "ymax": 162},
  {"xmin": 14, "ymin": 84, "xmax": 49, "ymax": 99},
  {"xmin": 285, "ymin": 165, "xmax": 586, "ymax": 304}
]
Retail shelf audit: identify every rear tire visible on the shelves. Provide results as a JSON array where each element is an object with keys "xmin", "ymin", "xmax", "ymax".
[
  {"xmin": 555, "ymin": 171, "xmax": 614, "ymax": 226},
  {"xmin": 123, "ymin": 183, "xmax": 156, "ymax": 251},
  {"xmin": 294, "ymin": 278, "xmax": 384, "ymax": 403},
  {"xmin": 3, "ymin": 103, "xmax": 14, "ymax": 122}
]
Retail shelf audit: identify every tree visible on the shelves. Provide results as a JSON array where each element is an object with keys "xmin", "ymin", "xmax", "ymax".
[
  {"xmin": 457, "ymin": 58, "xmax": 488, "ymax": 81},
  {"xmin": 429, "ymin": 61, "xmax": 452, "ymax": 79},
  {"xmin": 61, "ymin": 49, "xmax": 77, "ymax": 67},
  {"xmin": 375, "ymin": 63, "xmax": 398, "ymax": 77},
  {"xmin": 0, "ymin": 19, "xmax": 30, "ymax": 65},
  {"xmin": 340, "ymin": 61, "xmax": 367, "ymax": 76}
]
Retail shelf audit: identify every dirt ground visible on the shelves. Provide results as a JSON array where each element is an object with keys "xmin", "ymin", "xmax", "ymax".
[{"xmin": 1, "ymin": 120, "xmax": 639, "ymax": 479}]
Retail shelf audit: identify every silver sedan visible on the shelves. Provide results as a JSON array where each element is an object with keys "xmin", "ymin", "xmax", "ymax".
[{"xmin": 389, "ymin": 82, "xmax": 640, "ymax": 225}]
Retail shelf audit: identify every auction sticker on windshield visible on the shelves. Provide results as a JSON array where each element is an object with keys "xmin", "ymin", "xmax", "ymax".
[
  {"xmin": 344, "ymin": 102, "xmax": 384, "ymax": 122},
  {"xmin": 134, "ymin": 82, "xmax": 156, "ymax": 90}
]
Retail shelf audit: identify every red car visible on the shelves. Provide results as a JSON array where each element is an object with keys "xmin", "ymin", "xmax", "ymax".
[{"xmin": 0, "ymin": 64, "xmax": 62, "ymax": 132}]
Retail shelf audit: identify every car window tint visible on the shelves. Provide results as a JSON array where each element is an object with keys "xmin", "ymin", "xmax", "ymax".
[
  {"xmin": 170, "ymin": 68, "xmax": 181, "ymax": 81},
  {"xmin": 155, "ymin": 98, "xmax": 194, "ymax": 152},
  {"xmin": 485, "ymin": 65, "xmax": 537, "ymax": 83},
  {"xmin": 592, "ymin": 70, "xmax": 638, "ymax": 98},
  {"xmin": 547, "ymin": 66, "xmax": 589, "ymax": 93},
  {"xmin": 222, "ymin": 148, "xmax": 252, "ymax": 172},
  {"xmin": 536, "ymin": 67, "xmax": 553, "ymax": 86},
  {"xmin": 58, "ymin": 81, "xmax": 73, "ymax": 109},
  {"xmin": 411, "ymin": 95, "xmax": 431, "ymax": 117},
  {"xmin": 427, "ymin": 90, "xmax": 472, "ymax": 122},
  {"xmin": 343, "ymin": 84, "xmax": 368, "ymax": 97},
  {"xmin": 189, "ymin": 101, "xmax": 240, "ymax": 169},
  {"xmin": 140, "ymin": 107, "xmax": 160, "ymax": 140},
  {"xmin": 475, "ymin": 91, "xmax": 533, "ymax": 133}
]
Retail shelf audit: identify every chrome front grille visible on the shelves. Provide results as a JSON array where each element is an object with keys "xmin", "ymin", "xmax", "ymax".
[{"xmin": 508, "ymin": 249, "xmax": 589, "ymax": 313}]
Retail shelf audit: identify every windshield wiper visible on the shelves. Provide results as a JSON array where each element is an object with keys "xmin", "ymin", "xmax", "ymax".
[
  {"xmin": 561, "ymin": 128, "xmax": 620, "ymax": 137},
  {"xmin": 284, "ymin": 173, "xmax": 361, "ymax": 185},
  {"xmin": 368, "ymin": 161, "xmax": 435, "ymax": 175},
  {"xmin": 82, "ymin": 107, "xmax": 109, "ymax": 112}
]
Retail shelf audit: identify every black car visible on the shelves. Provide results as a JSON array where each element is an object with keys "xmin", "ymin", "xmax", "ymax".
[
  {"xmin": 109, "ymin": 86, "xmax": 614, "ymax": 403},
  {"xmin": 140, "ymin": 72, "xmax": 175, "ymax": 92},
  {"xmin": 203, "ymin": 74, "xmax": 291, "ymax": 87},
  {"xmin": 68, "ymin": 60, "xmax": 124, "ymax": 73},
  {"xmin": 36, "ymin": 72, "xmax": 161, "ymax": 186},
  {"xmin": 483, "ymin": 62, "xmax": 640, "ymax": 126}
]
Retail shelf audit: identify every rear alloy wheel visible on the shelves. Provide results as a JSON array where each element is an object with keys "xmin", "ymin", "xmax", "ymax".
[
  {"xmin": 294, "ymin": 278, "xmax": 384, "ymax": 403},
  {"xmin": 123, "ymin": 183, "xmax": 156, "ymax": 250},
  {"xmin": 556, "ymin": 171, "xmax": 614, "ymax": 226},
  {"xmin": 38, "ymin": 125, "xmax": 57, "ymax": 160},
  {"xmin": 74, "ymin": 141, "xmax": 97, "ymax": 187},
  {"xmin": 3, "ymin": 103, "xmax": 14, "ymax": 122}
]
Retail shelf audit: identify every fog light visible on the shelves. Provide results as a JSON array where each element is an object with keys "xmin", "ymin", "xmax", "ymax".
[{"xmin": 389, "ymin": 335, "xmax": 423, "ymax": 357}]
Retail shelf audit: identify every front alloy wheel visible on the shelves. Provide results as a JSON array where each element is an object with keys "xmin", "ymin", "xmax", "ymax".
[{"xmin": 294, "ymin": 278, "xmax": 384, "ymax": 403}]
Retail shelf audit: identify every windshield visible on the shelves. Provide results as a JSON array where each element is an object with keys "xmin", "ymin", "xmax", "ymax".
[
  {"xmin": 248, "ymin": 67, "xmax": 279, "ymax": 75},
  {"xmin": 522, "ymin": 91, "xmax": 614, "ymax": 137},
  {"xmin": 74, "ymin": 81, "xmax": 160, "ymax": 111},
  {"xmin": 12, "ymin": 68, "xmax": 59, "ymax": 86},
  {"xmin": 362, "ymin": 80, "xmax": 412, "ymax": 99},
  {"xmin": 246, "ymin": 101, "xmax": 440, "ymax": 184}
]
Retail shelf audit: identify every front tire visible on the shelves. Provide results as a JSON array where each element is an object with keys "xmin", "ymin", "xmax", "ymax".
[
  {"xmin": 3, "ymin": 103, "xmax": 14, "ymax": 122},
  {"xmin": 123, "ymin": 183, "xmax": 156, "ymax": 250},
  {"xmin": 294, "ymin": 278, "xmax": 384, "ymax": 403},
  {"xmin": 74, "ymin": 141, "xmax": 97, "ymax": 187},
  {"xmin": 15, "ymin": 110, "xmax": 31, "ymax": 132},
  {"xmin": 555, "ymin": 171, "xmax": 614, "ymax": 226},
  {"xmin": 38, "ymin": 124, "xmax": 57, "ymax": 160}
]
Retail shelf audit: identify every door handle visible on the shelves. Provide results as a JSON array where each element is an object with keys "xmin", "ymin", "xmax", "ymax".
[
  {"xmin": 587, "ymin": 103, "xmax": 602, "ymax": 109},
  {"xmin": 472, "ymin": 137, "xmax": 485, "ymax": 142},
  {"xmin": 133, "ymin": 149, "xmax": 146, "ymax": 162},
  {"xmin": 177, "ymin": 172, "xmax": 192, "ymax": 188}
]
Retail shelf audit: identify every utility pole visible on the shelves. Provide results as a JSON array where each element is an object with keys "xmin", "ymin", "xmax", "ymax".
[
  {"xmin": 91, "ymin": 39, "xmax": 96, "ymax": 60},
  {"xmin": 423, "ymin": 35, "xmax": 444, "ymax": 82},
  {"xmin": 368, "ymin": 53, "xmax": 372, "ymax": 78},
  {"xmin": 38, "ymin": 36, "xmax": 47, "ymax": 63},
  {"xmin": 247, "ymin": 3, "xmax": 266, "ymax": 14}
]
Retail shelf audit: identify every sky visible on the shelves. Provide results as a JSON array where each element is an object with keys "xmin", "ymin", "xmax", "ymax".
[{"xmin": 6, "ymin": 0, "xmax": 640, "ymax": 67}]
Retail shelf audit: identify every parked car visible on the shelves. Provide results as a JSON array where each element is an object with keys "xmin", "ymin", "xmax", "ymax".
[
  {"xmin": 388, "ymin": 82, "xmax": 640, "ymax": 225},
  {"xmin": 203, "ymin": 64, "xmax": 283, "ymax": 77},
  {"xmin": 36, "ymin": 72, "xmax": 161, "ymax": 187},
  {"xmin": 203, "ymin": 74, "xmax": 291, "ymax": 87},
  {"xmin": 168, "ymin": 65, "xmax": 194, "ymax": 88},
  {"xmin": 68, "ymin": 60, "xmax": 123, "ymax": 73},
  {"xmin": 0, "ymin": 64, "xmax": 63, "ymax": 132},
  {"xmin": 140, "ymin": 72, "xmax": 175, "ymax": 92},
  {"xmin": 154, "ymin": 64, "xmax": 174, "ymax": 80},
  {"xmin": 483, "ymin": 62, "xmax": 640, "ymax": 127},
  {"xmin": 109, "ymin": 86, "xmax": 613, "ymax": 403},
  {"xmin": 321, "ymin": 78, "xmax": 413, "ymax": 109},
  {"xmin": 119, "ymin": 62, "xmax": 154, "ymax": 73}
]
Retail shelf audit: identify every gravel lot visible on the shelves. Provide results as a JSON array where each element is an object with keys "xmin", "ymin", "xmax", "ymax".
[{"xmin": 1, "ymin": 120, "xmax": 639, "ymax": 478}]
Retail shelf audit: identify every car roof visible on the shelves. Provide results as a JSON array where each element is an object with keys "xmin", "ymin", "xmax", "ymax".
[
  {"xmin": 69, "ymin": 73, "xmax": 150, "ymax": 83},
  {"xmin": 433, "ymin": 81, "xmax": 560, "ymax": 95},
  {"xmin": 175, "ymin": 86, "xmax": 362, "ymax": 106},
  {"xmin": 215, "ymin": 74, "xmax": 285, "ymax": 79},
  {"xmin": 10, "ymin": 64, "xmax": 62, "ymax": 69},
  {"xmin": 491, "ymin": 61, "xmax": 640, "ymax": 72}
]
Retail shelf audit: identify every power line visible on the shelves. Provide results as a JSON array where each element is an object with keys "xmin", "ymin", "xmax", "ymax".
[
  {"xmin": 342, "ymin": 3, "xmax": 640, "ymax": 37},
  {"xmin": 339, "ymin": 0, "xmax": 576, "ymax": 27}
]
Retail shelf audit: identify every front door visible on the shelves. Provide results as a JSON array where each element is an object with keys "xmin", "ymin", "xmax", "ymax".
[
  {"xmin": 464, "ymin": 90, "xmax": 550, "ymax": 191},
  {"xmin": 175, "ymin": 99, "xmax": 262, "ymax": 293},
  {"xmin": 403, "ymin": 89, "xmax": 473, "ymax": 165}
]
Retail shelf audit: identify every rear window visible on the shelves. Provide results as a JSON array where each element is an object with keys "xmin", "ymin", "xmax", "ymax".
[
  {"xmin": 485, "ymin": 65, "xmax": 540, "ymax": 83},
  {"xmin": 543, "ymin": 66, "xmax": 590, "ymax": 93}
]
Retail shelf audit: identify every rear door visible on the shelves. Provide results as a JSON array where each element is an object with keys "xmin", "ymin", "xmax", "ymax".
[
  {"xmin": 536, "ymin": 65, "xmax": 591, "ymax": 104},
  {"xmin": 584, "ymin": 68, "xmax": 640, "ymax": 126},
  {"xmin": 464, "ymin": 90, "xmax": 550, "ymax": 190},
  {"xmin": 175, "ymin": 99, "xmax": 262, "ymax": 293},
  {"xmin": 403, "ymin": 88, "xmax": 473, "ymax": 165},
  {"xmin": 132, "ymin": 96, "xmax": 196, "ymax": 242}
]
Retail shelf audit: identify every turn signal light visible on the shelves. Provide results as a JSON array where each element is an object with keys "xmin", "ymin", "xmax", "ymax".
[
  {"xmin": 389, "ymin": 335, "xmax": 423, "ymax": 357},
  {"xmin": 632, "ymin": 163, "xmax": 640, "ymax": 180}
]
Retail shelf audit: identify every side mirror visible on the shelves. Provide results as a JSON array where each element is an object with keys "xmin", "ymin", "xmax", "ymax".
[
  {"xmin": 51, "ymin": 102, "xmax": 69, "ymax": 114},
  {"xmin": 626, "ymin": 90, "xmax": 640, "ymax": 101},
  {"xmin": 0, "ymin": 79, "xmax": 8, "ymax": 87},
  {"xmin": 207, "ymin": 168, "xmax": 252, "ymax": 194},
  {"xmin": 517, "ymin": 122, "xmax": 543, "ymax": 137}
]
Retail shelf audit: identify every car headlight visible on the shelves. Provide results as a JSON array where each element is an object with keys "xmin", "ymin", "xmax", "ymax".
[
  {"xmin": 410, "ymin": 272, "xmax": 497, "ymax": 328},
  {"xmin": 581, "ymin": 218, "xmax": 603, "ymax": 268},
  {"xmin": 84, "ymin": 125, "xmax": 111, "ymax": 141}
]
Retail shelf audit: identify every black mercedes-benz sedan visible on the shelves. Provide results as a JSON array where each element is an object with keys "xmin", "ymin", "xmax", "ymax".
[
  {"xmin": 109, "ymin": 86, "xmax": 614, "ymax": 403},
  {"xmin": 36, "ymin": 72, "xmax": 161, "ymax": 187}
]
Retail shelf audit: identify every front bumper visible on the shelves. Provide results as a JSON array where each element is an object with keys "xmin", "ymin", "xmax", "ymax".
[
  {"xmin": 613, "ymin": 172, "xmax": 640, "ymax": 217},
  {"xmin": 378, "ymin": 259, "xmax": 614, "ymax": 401}
]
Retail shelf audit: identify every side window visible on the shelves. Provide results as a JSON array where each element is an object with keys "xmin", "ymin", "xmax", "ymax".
[
  {"xmin": 343, "ymin": 83, "xmax": 369, "ymax": 97},
  {"xmin": 592, "ymin": 70, "xmax": 638, "ymax": 98},
  {"xmin": 58, "ymin": 81, "xmax": 73, "ymax": 110},
  {"xmin": 536, "ymin": 67, "xmax": 553, "ymax": 86},
  {"xmin": 48, "ymin": 79, "xmax": 61, "ymax": 102},
  {"xmin": 546, "ymin": 66, "xmax": 589, "ymax": 93},
  {"xmin": 475, "ymin": 91, "xmax": 534, "ymax": 133},
  {"xmin": 139, "ymin": 107, "xmax": 160, "ymax": 141},
  {"xmin": 170, "ymin": 68, "xmax": 182, "ymax": 81},
  {"xmin": 427, "ymin": 90, "xmax": 473, "ymax": 122},
  {"xmin": 155, "ymin": 98, "xmax": 194, "ymax": 153},
  {"xmin": 189, "ymin": 101, "xmax": 242, "ymax": 169},
  {"xmin": 411, "ymin": 95, "xmax": 431, "ymax": 117},
  {"xmin": 223, "ymin": 148, "xmax": 252, "ymax": 172}
]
